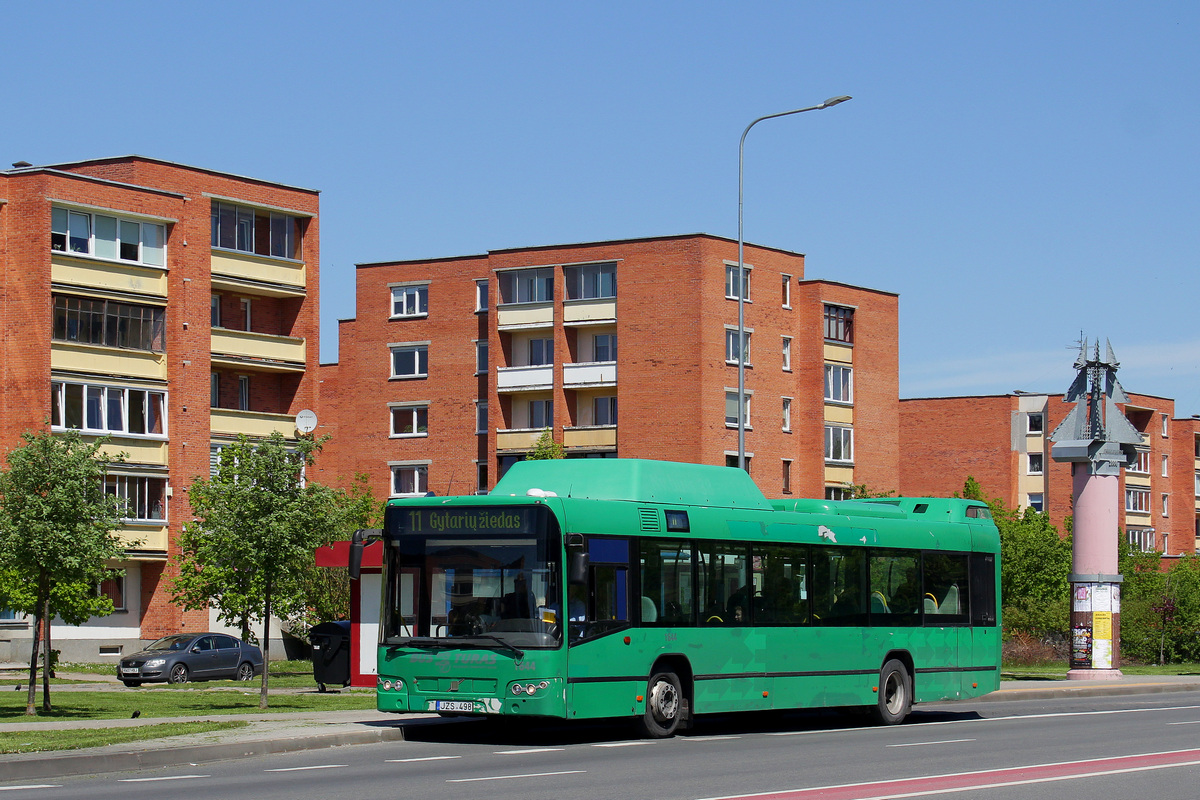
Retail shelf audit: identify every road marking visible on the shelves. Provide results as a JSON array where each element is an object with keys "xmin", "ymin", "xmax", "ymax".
[
  {"xmin": 495, "ymin": 747, "xmax": 565, "ymax": 755},
  {"xmin": 593, "ymin": 741, "xmax": 654, "ymax": 747},
  {"xmin": 1166, "ymin": 720, "xmax": 1200, "ymax": 725},
  {"xmin": 693, "ymin": 747, "xmax": 1200, "ymax": 800},
  {"xmin": 448, "ymin": 770, "xmax": 585, "ymax": 783},
  {"xmin": 386, "ymin": 755, "xmax": 463, "ymax": 762},
  {"xmin": 264, "ymin": 764, "xmax": 348, "ymax": 772},
  {"xmin": 0, "ymin": 786, "xmax": 62, "ymax": 791},
  {"xmin": 886, "ymin": 738, "xmax": 976, "ymax": 748},
  {"xmin": 682, "ymin": 735, "xmax": 742, "ymax": 742},
  {"xmin": 118, "ymin": 775, "xmax": 209, "ymax": 782}
]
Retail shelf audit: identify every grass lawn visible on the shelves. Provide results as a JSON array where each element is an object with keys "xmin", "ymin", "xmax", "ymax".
[
  {"xmin": 1, "ymin": 660, "xmax": 332, "ymax": 690},
  {"xmin": 0, "ymin": 688, "xmax": 375, "ymax": 721},
  {"xmin": 0, "ymin": 721, "xmax": 248, "ymax": 754}
]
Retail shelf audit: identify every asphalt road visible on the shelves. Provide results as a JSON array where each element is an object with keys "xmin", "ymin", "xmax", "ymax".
[{"xmin": 8, "ymin": 692, "xmax": 1200, "ymax": 799}]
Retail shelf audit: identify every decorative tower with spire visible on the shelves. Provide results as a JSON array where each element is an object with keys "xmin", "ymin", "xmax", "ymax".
[{"xmin": 1050, "ymin": 339, "xmax": 1141, "ymax": 678}]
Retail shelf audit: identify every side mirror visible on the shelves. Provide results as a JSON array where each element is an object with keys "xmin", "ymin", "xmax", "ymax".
[
  {"xmin": 566, "ymin": 533, "xmax": 589, "ymax": 585},
  {"xmin": 349, "ymin": 528, "xmax": 382, "ymax": 580}
]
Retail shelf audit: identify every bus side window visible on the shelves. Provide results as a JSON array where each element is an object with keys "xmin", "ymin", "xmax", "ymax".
[
  {"xmin": 639, "ymin": 538, "xmax": 694, "ymax": 626},
  {"xmin": 970, "ymin": 553, "xmax": 997, "ymax": 626}
]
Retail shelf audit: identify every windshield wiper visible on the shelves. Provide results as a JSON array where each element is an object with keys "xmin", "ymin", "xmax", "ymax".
[
  {"xmin": 459, "ymin": 635, "xmax": 525, "ymax": 660},
  {"xmin": 389, "ymin": 635, "xmax": 524, "ymax": 659},
  {"xmin": 392, "ymin": 637, "xmax": 450, "ymax": 650}
]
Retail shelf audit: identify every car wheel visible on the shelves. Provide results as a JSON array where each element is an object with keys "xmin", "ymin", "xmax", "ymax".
[
  {"xmin": 875, "ymin": 658, "xmax": 912, "ymax": 725},
  {"xmin": 640, "ymin": 669, "xmax": 683, "ymax": 738},
  {"xmin": 236, "ymin": 662, "xmax": 255, "ymax": 681},
  {"xmin": 167, "ymin": 663, "xmax": 189, "ymax": 684},
  {"xmin": 122, "ymin": 680, "xmax": 141, "ymax": 688}
]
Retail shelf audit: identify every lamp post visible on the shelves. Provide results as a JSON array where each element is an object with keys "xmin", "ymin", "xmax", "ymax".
[{"xmin": 737, "ymin": 95, "xmax": 851, "ymax": 470}]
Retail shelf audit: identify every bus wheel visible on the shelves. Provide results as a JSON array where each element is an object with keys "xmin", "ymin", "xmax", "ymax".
[
  {"xmin": 875, "ymin": 659, "xmax": 912, "ymax": 725},
  {"xmin": 641, "ymin": 669, "xmax": 683, "ymax": 738}
]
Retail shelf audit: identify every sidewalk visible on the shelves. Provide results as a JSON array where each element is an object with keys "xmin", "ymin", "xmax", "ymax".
[{"xmin": 3, "ymin": 673, "xmax": 1199, "ymax": 783}]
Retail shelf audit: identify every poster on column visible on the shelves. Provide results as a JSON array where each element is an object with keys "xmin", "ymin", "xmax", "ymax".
[{"xmin": 1074, "ymin": 585, "xmax": 1091, "ymax": 612}]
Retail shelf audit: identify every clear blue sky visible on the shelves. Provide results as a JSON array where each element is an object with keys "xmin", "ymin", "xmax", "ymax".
[{"xmin": 9, "ymin": 2, "xmax": 1200, "ymax": 412}]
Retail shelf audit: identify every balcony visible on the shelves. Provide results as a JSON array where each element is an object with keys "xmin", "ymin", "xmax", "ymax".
[
  {"xmin": 210, "ymin": 408, "xmax": 298, "ymax": 439},
  {"xmin": 51, "ymin": 255, "xmax": 168, "ymax": 298},
  {"xmin": 211, "ymin": 328, "xmax": 306, "ymax": 373},
  {"xmin": 496, "ymin": 302, "xmax": 553, "ymax": 330},
  {"xmin": 563, "ymin": 298, "xmax": 616, "ymax": 326},
  {"xmin": 563, "ymin": 361, "xmax": 616, "ymax": 389},
  {"xmin": 564, "ymin": 425, "xmax": 616, "ymax": 449},
  {"xmin": 211, "ymin": 250, "xmax": 306, "ymax": 297},
  {"xmin": 496, "ymin": 429, "xmax": 543, "ymax": 451},
  {"xmin": 497, "ymin": 364, "xmax": 553, "ymax": 392},
  {"xmin": 117, "ymin": 525, "xmax": 168, "ymax": 556},
  {"xmin": 51, "ymin": 342, "xmax": 167, "ymax": 381}
]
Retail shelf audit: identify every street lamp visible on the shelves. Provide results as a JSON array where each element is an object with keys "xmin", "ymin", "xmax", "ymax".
[{"xmin": 737, "ymin": 95, "xmax": 851, "ymax": 471}]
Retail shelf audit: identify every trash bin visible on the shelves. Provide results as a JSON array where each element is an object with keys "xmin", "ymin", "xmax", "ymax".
[{"xmin": 310, "ymin": 620, "xmax": 352, "ymax": 692}]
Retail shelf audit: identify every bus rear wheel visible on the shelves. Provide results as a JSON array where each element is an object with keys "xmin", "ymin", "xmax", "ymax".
[
  {"xmin": 875, "ymin": 659, "xmax": 912, "ymax": 725},
  {"xmin": 641, "ymin": 669, "xmax": 683, "ymax": 738}
]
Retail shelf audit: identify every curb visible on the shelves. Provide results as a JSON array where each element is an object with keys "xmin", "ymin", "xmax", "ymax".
[
  {"xmin": 1, "ymin": 725, "xmax": 409, "ymax": 782},
  {"xmin": 981, "ymin": 680, "xmax": 1200, "ymax": 703}
]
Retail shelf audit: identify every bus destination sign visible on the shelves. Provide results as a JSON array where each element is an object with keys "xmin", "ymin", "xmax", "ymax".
[{"xmin": 400, "ymin": 507, "xmax": 537, "ymax": 536}]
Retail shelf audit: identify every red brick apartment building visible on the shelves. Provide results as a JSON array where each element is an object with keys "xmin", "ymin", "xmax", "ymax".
[
  {"xmin": 317, "ymin": 234, "xmax": 900, "ymax": 506},
  {"xmin": 0, "ymin": 156, "xmax": 320, "ymax": 660},
  {"xmin": 900, "ymin": 393, "xmax": 1199, "ymax": 557}
]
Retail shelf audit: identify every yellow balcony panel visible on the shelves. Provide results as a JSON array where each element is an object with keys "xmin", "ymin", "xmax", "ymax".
[
  {"xmin": 211, "ymin": 250, "xmax": 306, "ymax": 294},
  {"xmin": 52, "ymin": 256, "xmax": 167, "ymax": 298},
  {"xmin": 211, "ymin": 329, "xmax": 306, "ymax": 373},
  {"xmin": 52, "ymin": 342, "xmax": 167, "ymax": 381},
  {"xmin": 98, "ymin": 439, "xmax": 168, "ymax": 466},
  {"xmin": 117, "ymin": 525, "xmax": 168, "ymax": 555},
  {"xmin": 564, "ymin": 426, "xmax": 617, "ymax": 449},
  {"xmin": 824, "ymin": 465, "xmax": 854, "ymax": 485},
  {"xmin": 1124, "ymin": 474, "xmax": 1152, "ymax": 487},
  {"xmin": 824, "ymin": 404, "xmax": 854, "ymax": 425},
  {"xmin": 210, "ymin": 409, "xmax": 298, "ymax": 439},
  {"xmin": 496, "ymin": 302, "xmax": 553, "ymax": 330},
  {"xmin": 496, "ymin": 429, "xmax": 543, "ymax": 451},
  {"xmin": 563, "ymin": 299, "xmax": 616, "ymax": 325},
  {"xmin": 824, "ymin": 343, "xmax": 853, "ymax": 364}
]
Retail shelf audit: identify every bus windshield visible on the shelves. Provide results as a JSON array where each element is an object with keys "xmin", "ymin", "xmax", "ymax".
[{"xmin": 383, "ymin": 505, "xmax": 562, "ymax": 651}]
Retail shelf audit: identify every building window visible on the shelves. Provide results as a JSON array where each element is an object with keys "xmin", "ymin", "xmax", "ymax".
[
  {"xmin": 782, "ymin": 397, "xmax": 792, "ymax": 432},
  {"xmin": 105, "ymin": 474, "xmax": 167, "ymax": 523},
  {"xmin": 824, "ymin": 364, "xmax": 853, "ymax": 404},
  {"xmin": 1162, "ymin": 413, "xmax": 1170, "ymax": 437},
  {"xmin": 210, "ymin": 201, "xmax": 301, "ymax": 260},
  {"xmin": 98, "ymin": 575, "xmax": 127, "ymax": 611},
  {"xmin": 391, "ymin": 405, "xmax": 428, "ymax": 437},
  {"xmin": 1163, "ymin": 493, "xmax": 1169, "ymax": 517},
  {"xmin": 1127, "ymin": 528, "xmax": 1155, "ymax": 552},
  {"xmin": 51, "ymin": 381, "xmax": 166, "ymax": 436},
  {"xmin": 391, "ymin": 465, "xmax": 429, "ymax": 497},
  {"xmin": 52, "ymin": 207, "xmax": 166, "ymax": 267},
  {"xmin": 475, "ymin": 340, "xmax": 488, "ymax": 374},
  {"xmin": 782, "ymin": 337, "xmax": 792, "ymax": 371},
  {"xmin": 529, "ymin": 399, "xmax": 553, "ymax": 429},
  {"xmin": 594, "ymin": 334, "xmax": 617, "ymax": 362},
  {"xmin": 825, "ymin": 486, "xmax": 848, "ymax": 501},
  {"xmin": 725, "ymin": 453, "xmax": 752, "ymax": 474},
  {"xmin": 211, "ymin": 294, "xmax": 221, "ymax": 327},
  {"xmin": 237, "ymin": 376, "xmax": 250, "ymax": 411},
  {"xmin": 564, "ymin": 262, "xmax": 616, "ymax": 300},
  {"xmin": 528, "ymin": 338, "xmax": 554, "ymax": 366},
  {"xmin": 1028, "ymin": 453, "xmax": 1044, "ymax": 475},
  {"xmin": 1194, "ymin": 472, "xmax": 1200, "ymax": 498},
  {"xmin": 240, "ymin": 298, "xmax": 252, "ymax": 330},
  {"xmin": 1162, "ymin": 455, "xmax": 1169, "ymax": 477},
  {"xmin": 594, "ymin": 396, "xmax": 617, "ymax": 426},
  {"xmin": 52, "ymin": 295, "xmax": 165, "ymax": 352},
  {"xmin": 391, "ymin": 285, "xmax": 428, "ymax": 318},
  {"xmin": 210, "ymin": 373, "xmax": 219, "ymax": 407},
  {"xmin": 1027, "ymin": 493, "xmax": 1044, "ymax": 513},
  {"xmin": 1125, "ymin": 488, "xmax": 1150, "ymax": 513},
  {"xmin": 1128, "ymin": 450, "xmax": 1150, "ymax": 474},
  {"xmin": 781, "ymin": 274, "xmax": 791, "ymax": 308},
  {"xmin": 824, "ymin": 305, "xmax": 854, "ymax": 344},
  {"xmin": 498, "ymin": 267, "xmax": 553, "ymax": 304},
  {"xmin": 725, "ymin": 264, "xmax": 749, "ymax": 300},
  {"xmin": 725, "ymin": 391, "xmax": 750, "ymax": 428},
  {"xmin": 824, "ymin": 424, "xmax": 853, "ymax": 463},
  {"xmin": 476, "ymin": 280, "xmax": 489, "ymax": 312},
  {"xmin": 476, "ymin": 462, "xmax": 489, "ymax": 495},
  {"xmin": 1027, "ymin": 413, "xmax": 1044, "ymax": 434},
  {"xmin": 781, "ymin": 459, "xmax": 793, "ymax": 493},
  {"xmin": 476, "ymin": 402, "xmax": 488, "ymax": 435},
  {"xmin": 725, "ymin": 329, "xmax": 750, "ymax": 365},
  {"xmin": 390, "ymin": 344, "xmax": 429, "ymax": 378}
]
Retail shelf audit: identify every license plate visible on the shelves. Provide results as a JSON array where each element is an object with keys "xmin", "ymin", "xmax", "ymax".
[
  {"xmin": 120, "ymin": 667, "xmax": 139, "ymax": 675},
  {"xmin": 435, "ymin": 701, "xmax": 475, "ymax": 712}
]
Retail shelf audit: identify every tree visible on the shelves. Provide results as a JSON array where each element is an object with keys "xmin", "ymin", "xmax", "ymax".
[
  {"xmin": 0, "ymin": 430, "xmax": 127, "ymax": 715},
  {"xmin": 173, "ymin": 432, "xmax": 340, "ymax": 708},
  {"xmin": 527, "ymin": 429, "xmax": 564, "ymax": 460}
]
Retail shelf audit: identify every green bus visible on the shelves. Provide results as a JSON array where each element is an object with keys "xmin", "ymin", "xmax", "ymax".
[{"xmin": 351, "ymin": 458, "xmax": 1000, "ymax": 737}]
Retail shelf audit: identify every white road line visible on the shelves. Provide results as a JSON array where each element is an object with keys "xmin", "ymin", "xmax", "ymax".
[
  {"xmin": 886, "ymin": 738, "xmax": 976, "ymax": 748},
  {"xmin": 682, "ymin": 735, "xmax": 741, "ymax": 742},
  {"xmin": 1167, "ymin": 720, "xmax": 1200, "ymax": 725},
  {"xmin": 448, "ymin": 770, "xmax": 585, "ymax": 783},
  {"xmin": 386, "ymin": 755, "xmax": 463, "ymax": 762},
  {"xmin": 593, "ymin": 741, "xmax": 654, "ymax": 748},
  {"xmin": 495, "ymin": 747, "xmax": 565, "ymax": 755},
  {"xmin": 0, "ymin": 786, "xmax": 62, "ymax": 791},
  {"xmin": 264, "ymin": 764, "xmax": 348, "ymax": 772},
  {"xmin": 118, "ymin": 775, "xmax": 209, "ymax": 782}
]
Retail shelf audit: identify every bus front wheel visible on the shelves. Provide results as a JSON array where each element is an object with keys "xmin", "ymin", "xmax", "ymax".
[
  {"xmin": 875, "ymin": 659, "xmax": 912, "ymax": 725},
  {"xmin": 641, "ymin": 669, "xmax": 683, "ymax": 738}
]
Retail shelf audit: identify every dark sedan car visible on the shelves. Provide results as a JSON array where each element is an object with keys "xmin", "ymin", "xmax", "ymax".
[{"xmin": 118, "ymin": 633, "xmax": 263, "ymax": 687}]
